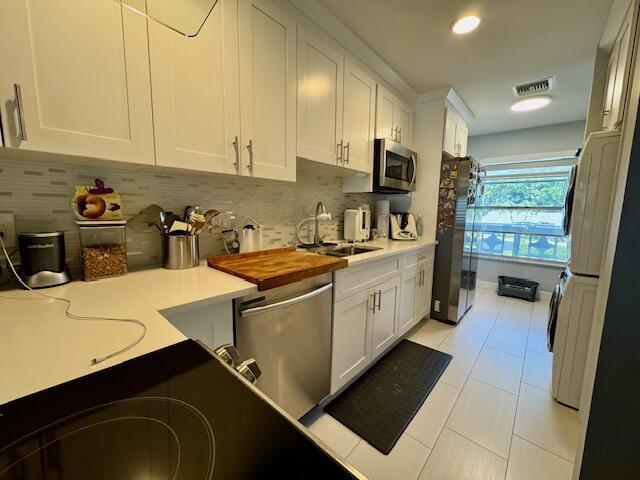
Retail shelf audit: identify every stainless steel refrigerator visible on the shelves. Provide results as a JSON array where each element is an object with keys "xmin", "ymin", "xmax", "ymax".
[{"xmin": 431, "ymin": 154, "xmax": 482, "ymax": 323}]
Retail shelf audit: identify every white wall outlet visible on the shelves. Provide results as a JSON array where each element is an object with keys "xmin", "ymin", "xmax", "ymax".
[{"xmin": 0, "ymin": 214, "xmax": 16, "ymax": 249}]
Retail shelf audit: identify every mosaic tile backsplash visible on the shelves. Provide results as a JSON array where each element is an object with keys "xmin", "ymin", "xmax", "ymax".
[{"xmin": 0, "ymin": 152, "xmax": 381, "ymax": 279}]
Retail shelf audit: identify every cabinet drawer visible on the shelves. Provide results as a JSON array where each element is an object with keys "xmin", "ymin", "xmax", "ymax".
[
  {"xmin": 334, "ymin": 256, "xmax": 401, "ymax": 301},
  {"xmin": 402, "ymin": 246, "xmax": 435, "ymax": 269}
]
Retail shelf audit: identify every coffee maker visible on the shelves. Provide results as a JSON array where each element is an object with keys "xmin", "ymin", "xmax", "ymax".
[{"xmin": 17, "ymin": 232, "xmax": 71, "ymax": 288}]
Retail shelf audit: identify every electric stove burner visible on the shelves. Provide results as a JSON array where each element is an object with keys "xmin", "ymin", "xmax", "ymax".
[
  {"xmin": 0, "ymin": 340, "xmax": 359, "ymax": 479},
  {"xmin": 1, "ymin": 398, "xmax": 214, "ymax": 479}
]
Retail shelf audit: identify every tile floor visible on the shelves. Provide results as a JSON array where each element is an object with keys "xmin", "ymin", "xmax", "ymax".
[{"xmin": 304, "ymin": 288, "xmax": 580, "ymax": 480}]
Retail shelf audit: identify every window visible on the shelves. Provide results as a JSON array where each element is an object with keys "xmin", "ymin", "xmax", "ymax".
[{"xmin": 472, "ymin": 161, "xmax": 573, "ymax": 263}]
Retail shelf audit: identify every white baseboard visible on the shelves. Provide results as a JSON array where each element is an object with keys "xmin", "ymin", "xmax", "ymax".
[{"xmin": 476, "ymin": 280, "xmax": 552, "ymax": 301}]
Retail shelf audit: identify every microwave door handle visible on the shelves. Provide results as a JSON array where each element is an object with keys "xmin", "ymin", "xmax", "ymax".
[{"xmin": 410, "ymin": 155, "xmax": 417, "ymax": 186}]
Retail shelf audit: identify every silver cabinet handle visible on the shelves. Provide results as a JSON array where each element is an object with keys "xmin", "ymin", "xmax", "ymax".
[
  {"xmin": 421, "ymin": 269, "xmax": 425, "ymax": 286},
  {"xmin": 232, "ymin": 136, "xmax": 240, "ymax": 174},
  {"xmin": 370, "ymin": 292, "xmax": 377, "ymax": 313},
  {"xmin": 13, "ymin": 84, "xmax": 27, "ymax": 141},
  {"xmin": 246, "ymin": 139, "xmax": 254, "ymax": 175},
  {"xmin": 398, "ymin": 128, "xmax": 402, "ymax": 144},
  {"xmin": 343, "ymin": 142, "xmax": 350, "ymax": 164},
  {"xmin": 377, "ymin": 289, "xmax": 382, "ymax": 311},
  {"xmin": 392, "ymin": 126, "xmax": 398, "ymax": 142},
  {"xmin": 240, "ymin": 283, "xmax": 333, "ymax": 317},
  {"xmin": 337, "ymin": 140, "xmax": 343, "ymax": 164}
]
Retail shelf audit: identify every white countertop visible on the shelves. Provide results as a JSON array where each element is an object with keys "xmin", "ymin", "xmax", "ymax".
[
  {"xmin": 0, "ymin": 238, "xmax": 436, "ymax": 405},
  {"xmin": 343, "ymin": 238, "xmax": 437, "ymax": 265}
]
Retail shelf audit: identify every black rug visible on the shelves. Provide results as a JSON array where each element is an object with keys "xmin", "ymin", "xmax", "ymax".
[{"xmin": 324, "ymin": 339, "xmax": 452, "ymax": 454}]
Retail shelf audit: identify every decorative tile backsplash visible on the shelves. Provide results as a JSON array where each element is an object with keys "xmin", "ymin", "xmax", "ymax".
[{"xmin": 0, "ymin": 152, "xmax": 380, "ymax": 278}]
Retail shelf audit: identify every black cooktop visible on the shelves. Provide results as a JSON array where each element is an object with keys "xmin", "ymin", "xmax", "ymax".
[{"xmin": 0, "ymin": 340, "xmax": 359, "ymax": 479}]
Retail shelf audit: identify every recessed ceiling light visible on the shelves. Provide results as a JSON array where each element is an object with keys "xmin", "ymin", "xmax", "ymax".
[
  {"xmin": 511, "ymin": 96, "xmax": 552, "ymax": 112},
  {"xmin": 452, "ymin": 16, "xmax": 481, "ymax": 35}
]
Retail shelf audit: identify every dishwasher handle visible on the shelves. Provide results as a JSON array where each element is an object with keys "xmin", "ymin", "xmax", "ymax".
[{"xmin": 239, "ymin": 283, "xmax": 333, "ymax": 317}]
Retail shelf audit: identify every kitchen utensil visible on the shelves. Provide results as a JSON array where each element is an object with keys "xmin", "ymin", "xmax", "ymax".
[
  {"xmin": 239, "ymin": 220, "xmax": 263, "ymax": 253},
  {"xmin": 160, "ymin": 211, "xmax": 180, "ymax": 234},
  {"xmin": 17, "ymin": 232, "xmax": 71, "ymax": 289},
  {"xmin": 169, "ymin": 220, "xmax": 190, "ymax": 235},
  {"xmin": 162, "ymin": 234, "xmax": 200, "ymax": 269},
  {"xmin": 128, "ymin": 204, "xmax": 164, "ymax": 233}
]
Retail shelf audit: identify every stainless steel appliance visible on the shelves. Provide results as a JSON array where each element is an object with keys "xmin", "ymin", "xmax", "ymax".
[
  {"xmin": 431, "ymin": 154, "xmax": 482, "ymax": 323},
  {"xmin": 373, "ymin": 138, "xmax": 417, "ymax": 193},
  {"xmin": 234, "ymin": 273, "xmax": 333, "ymax": 419},
  {"xmin": 17, "ymin": 232, "xmax": 71, "ymax": 288},
  {"xmin": 389, "ymin": 213, "xmax": 418, "ymax": 241},
  {"xmin": 162, "ymin": 234, "xmax": 199, "ymax": 269}
]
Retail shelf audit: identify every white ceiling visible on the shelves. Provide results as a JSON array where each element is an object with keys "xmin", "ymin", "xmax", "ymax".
[{"xmin": 316, "ymin": 0, "xmax": 614, "ymax": 135}]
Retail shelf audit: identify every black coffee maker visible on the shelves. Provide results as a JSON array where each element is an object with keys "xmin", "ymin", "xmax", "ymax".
[{"xmin": 17, "ymin": 232, "xmax": 71, "ymax": 288}]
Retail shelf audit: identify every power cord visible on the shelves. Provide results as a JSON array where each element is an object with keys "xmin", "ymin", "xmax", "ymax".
[{"xmin": 0, "ymin": 235, "xmax": 147, "ymax": 366}]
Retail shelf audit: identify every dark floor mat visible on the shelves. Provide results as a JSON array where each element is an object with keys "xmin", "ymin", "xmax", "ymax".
[{"xmin": 324, "ymin": 339, "xmax": 452, "ymax": 454}]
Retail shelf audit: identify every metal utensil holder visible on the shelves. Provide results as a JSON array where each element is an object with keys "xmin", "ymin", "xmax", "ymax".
[{"xmin": 162, "ymin": 234, "xmax": 200, "ymax": 269}]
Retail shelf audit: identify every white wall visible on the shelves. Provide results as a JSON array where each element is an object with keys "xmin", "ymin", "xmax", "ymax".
[
  {"xmin": 468, "ymin": 120, "xmax": 586, "ymax": 163},
  {"xmin": 477, "ymin": 257, "xmax": 563, "ymax": 293}
]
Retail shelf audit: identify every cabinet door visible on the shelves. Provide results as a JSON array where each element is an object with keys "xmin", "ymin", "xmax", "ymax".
[
  {"xmin": 342, "ymin": 60, "xmax": 375, "ymax": 173},
  {"xmin": 238, "ymin": 0, "xmax": 296, "ymax": 182},
  {"xmin": 396, "ymin": 101, "xmax": 413, "ymax": 148},
  {"xmin": 399, "ymin": 265, "xmax": 419, "ymax": 336},
  {"xmin": 602, "ymin": 42, "xmax": 620, "ymax": 130},
  {"xmin": 443, "ymin": 108, "xmax": 458, "ymax": 156},
  {"xmin": 331, "ymin": 289, "xmax": 373, "ymax": 393},
  {"xmin": 297, "ymin": 28, "xmax": 344, "ymax": 166},
  {"xmin": 371, "ymin": 275, "xmax": 401, "ymax": 360},
  {"xmin": 376, "ymin": 85, "xmax": 397, "ymax": 142},
  {"xmin": 611, "ymin": 9, "xmax": 633, "ymax": 129},
  {"xmin": 149, "ymin": 0, "xmax": 240, "ymax": 174},
  {"xmin": 415, "ymin": 258, "xmax": 434, "ymax": 321},
  {"xmin": 0, "ymin": 0, "xmax": 154, "ymax": 164},
  {"xmin": 456, "ymin": 121, "xmax": 469, "ymax": 157}
]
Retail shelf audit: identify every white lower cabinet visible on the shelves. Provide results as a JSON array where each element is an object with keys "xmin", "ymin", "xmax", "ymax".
[
  {"xmin": 330, "ymin": 247, "xmax": 435, "ymax": 393},
  {"xmin": 371, "ymin": 275, "xmax": 401, "ymax": 360},
  {"xmin": 331, "ymin": 289, "xmax": 374, "ymax": 392}
]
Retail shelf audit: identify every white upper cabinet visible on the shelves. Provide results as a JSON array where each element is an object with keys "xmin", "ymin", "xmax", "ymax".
[
  {"xmin": 239, "ymin": 0, "xmax": 297, "ymax": 182},
  {"xmin": 149, "ymin": 0, "xmax": 241, "ymax": 174},
  {"xmin": 342, "ymin": 60, "xmax": 376, "ymax": 173},
  {"xmin": 375, "ymin": 85, "xmax": 413, "ymax": 148},
  {"xmin": 602, "ymin": 2, "xmax": 634, "ymax": 131},
  {"xmin": 0, "ymin": 0, "xmax": 154, "ymax": 164},
  {"xmin": 297, "ymin": 27, "xmax": 344, "ymax": 166},
  {"xmin": 443, "ymin": 106, "xmax": 469, "ymax": 157}
]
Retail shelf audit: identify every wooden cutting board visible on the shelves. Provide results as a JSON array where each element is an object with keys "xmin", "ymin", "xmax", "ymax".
[{"xmin": 207, "ymin": 247, "xmax": 348, "ymax": 291}]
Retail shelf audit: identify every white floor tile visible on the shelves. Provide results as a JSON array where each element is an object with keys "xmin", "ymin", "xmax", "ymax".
[
  {"xmin": 475, "ymin": 294, "xmax": 505, "ymax": 311},
  {"xmin": 418, "ymin": 428, "xmax": 507, "ymax": 480},
  {"xmin": 446, "ymin": 379, "xmax": 518, "ymax": 458},
  {"xmin": 347, "ymin": 434, "xmax": 431, "ymax": 480},
  {"xmin": 409, "ymin": 319, "xmax": 454, "ymax": 348},
  {"xmin": 436, "ymin": 343, "xmax": 479, "ymax": 389},
  {"xmin": 444, "ymin": 324, "xmax": 490, "ymax": 353},
  {"xmin": 464, "ymin": 308, "xmax": 499, "ymax": 329},
  {"xmin": 470, "ymin": 347, "xmax": 524, "ymax": 394},
  {"xmin": 527, "ymin": 325, "xmax": 551, "ymax": 354},
  {"xmin": 506, "ymin": 435, "xmax": 574, "ymax": 480},
  {"xmin": 522, "ymin": 350, "xmax": 553, "ymax": 391},
  {"xmin": 307, "ymin": 414, "xmax": 360, "ymax": 458},
  {"xmin": 514, "ymin": 383, "xmax": 580, "ymax": 461},
  {"xmin": 406, "ymin": 381, "xmax": 460, "ymax": 448},
  {"xmin": 494, "ymin": 309, "xmax": 531, "ymax": 334},
  {"xmin": 485, "ymin": 326, "xmax": 528, "ymax": 357}
]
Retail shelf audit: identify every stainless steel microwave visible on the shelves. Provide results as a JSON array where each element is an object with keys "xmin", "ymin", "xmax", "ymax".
[{"xmin": 373, "ymin": 138, "xmax": 417, "ymax": 193}]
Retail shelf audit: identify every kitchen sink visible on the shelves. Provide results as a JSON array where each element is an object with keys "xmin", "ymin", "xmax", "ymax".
[{"xmin": 317, "ymin": 245, "xmax": 382, "ymax": 257}]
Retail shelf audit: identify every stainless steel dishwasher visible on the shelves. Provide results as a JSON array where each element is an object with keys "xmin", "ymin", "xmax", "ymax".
[{"xmin": 234, "ymin": 273, "xmax": 332, "ymax": 419}]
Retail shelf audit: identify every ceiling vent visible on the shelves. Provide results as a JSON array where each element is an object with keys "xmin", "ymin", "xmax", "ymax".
[{"xmin": 512, "ymin": 77, "xmax": 555, "ymax": 98}]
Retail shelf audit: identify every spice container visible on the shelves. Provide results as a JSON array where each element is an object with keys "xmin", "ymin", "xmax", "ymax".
[{"xmin": 77, "ymin": 221, "xmax": 128, "ymax": 281}]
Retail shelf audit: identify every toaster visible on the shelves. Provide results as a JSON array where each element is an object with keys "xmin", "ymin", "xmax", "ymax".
[
  {"xmin": 344, "ymin": 208, "xmax": 370, "ymax": 242},
  {"xmin": 390, "ymin": 213, "xmax": 418, "ymax": 241}
]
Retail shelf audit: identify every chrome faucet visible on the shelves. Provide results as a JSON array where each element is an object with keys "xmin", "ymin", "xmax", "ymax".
[{"xmin": 314, "ymin": 201, "xmax": 331, "ymax": 245}]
